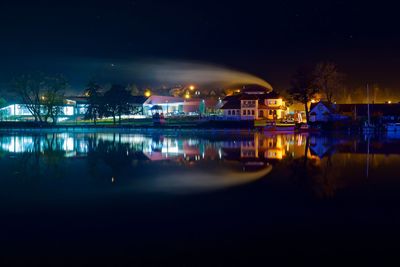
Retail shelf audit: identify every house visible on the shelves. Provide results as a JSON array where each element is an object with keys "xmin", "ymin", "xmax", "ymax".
[
  {"xmin": 309, "ymin": 102, "xmax": 348, "ymax": 122},
  {"xmin": 309, "ymin": 101, "xmax": 400, "ymax": 123},
  {"xmin": 220, "ymin": 85, "xmax": 287, "ymax": 120}
]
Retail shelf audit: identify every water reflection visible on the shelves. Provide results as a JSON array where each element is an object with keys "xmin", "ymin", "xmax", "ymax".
[
  {"xmin": 0, "ymin": 132, "xmax": 308, "ymax": 193},
  {"xmin": 1, "ymin": 132, "xmax": 399, "ymax": 196}
]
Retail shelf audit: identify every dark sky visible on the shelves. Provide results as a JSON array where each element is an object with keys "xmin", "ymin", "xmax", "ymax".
[{"xmin": 1, "ymin": 0, "xmax": 399, "ymax": 91}]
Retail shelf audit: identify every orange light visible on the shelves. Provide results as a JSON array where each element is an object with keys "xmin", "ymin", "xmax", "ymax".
[
  {"xmin": 189, "ymin": 85, "xmax": 195, "ymax": 90},
  {"xmin": 185, "ymin": 93, "xmax": 191, "ymax": 99}
]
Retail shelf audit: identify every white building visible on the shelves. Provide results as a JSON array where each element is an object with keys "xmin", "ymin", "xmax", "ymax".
[{"xmin": 220, "ymin": 86, "xmax": 287, "ymax": 121}]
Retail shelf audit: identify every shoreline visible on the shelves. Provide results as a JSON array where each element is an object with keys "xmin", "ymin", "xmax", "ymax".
[{"xmin": 0, "ymin": 125, "xmax": 257, "ymax": 134}]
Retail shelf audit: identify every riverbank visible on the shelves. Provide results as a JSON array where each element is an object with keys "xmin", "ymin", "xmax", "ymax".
[{"xmin": 0, "ymin": 120, "xmax": 256, "ymax": 132}]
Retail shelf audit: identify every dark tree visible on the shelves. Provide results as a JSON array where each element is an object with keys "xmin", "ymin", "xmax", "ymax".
[
  {"xmin": 13, "ymin": 73, "xmax": 67, "ymax": 124},
  {"xmin": 0, "ymin": 97, "xmax": 7, "ymax": 121},
  {"xmin": 313, "ymin": 62, "xmax": 344, "ymax": 103},
  {"xmin": 288, "ymin": 66, "xmax": 319, "ymax": 122},
  {"xmin": 103, "ymin": 84, "xmax": 132, "ymax": 125},
  {"xmin": 13, "ymin": 73, "xmax": 46, "ymax": 122},
  {"xmin": 41, "ymin": 75, "xmax": 68, "ymax": 124},
  {"xmin": 84, "ymin": 81, "xmax": 103, "ymax": 125},
  {"xmin": 0, "ymin": 98, "xmax": 6, "ymax": 108}
]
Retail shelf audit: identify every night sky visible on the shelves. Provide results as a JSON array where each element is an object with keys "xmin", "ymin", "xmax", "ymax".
[{"xmin": 0, "ymin": 0, "xmax": 399, "ymax": 91}]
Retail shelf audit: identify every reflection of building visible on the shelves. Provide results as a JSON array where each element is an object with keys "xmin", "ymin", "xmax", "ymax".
[
  {"xmin": 222, "ymin": 133, "xmax": 307, "ymax": 166},
  {"xmin": 0, "ymin": 133, "xmax": 308, "ymax": 167},
  {"xmin": 0, "ymin": 134, "xmax": 87, "ymax": 157},
  {"xmin": 220, "ymin": 85, "xmax": 287, "ymax": 121}
]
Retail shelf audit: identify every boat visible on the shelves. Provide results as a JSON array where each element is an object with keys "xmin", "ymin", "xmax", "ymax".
[
  {"xmin": 264, "ymin": 122, "xmax": 295, "ymax": 132},
  {"xmin": 363, "ymin": 84, "xmax": 376, "ymax": 133},
  {"xmin": 254, "ymin": 119, "xmax": 295, "ymax": 132}
]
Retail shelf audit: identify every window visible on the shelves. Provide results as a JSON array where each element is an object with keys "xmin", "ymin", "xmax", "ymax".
[
  {"xmin": 269, "ymin": 110, "xmax": 273, "ymax": 115},
  {"xmin": 251, "ymin": 110, "xmax": 255, "ymax": 115},
  {"xmin": 228, "ymin": 110, "xmax": 231, "ymax": 115},
  {"xmin": 243, "ymin": 110, "xmax": 246, "ymax": 115}
]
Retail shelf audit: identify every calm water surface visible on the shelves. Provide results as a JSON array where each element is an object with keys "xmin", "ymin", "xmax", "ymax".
[{"xmin": 1, "ymin": 131, "xmax": 400, "ymax": 265}]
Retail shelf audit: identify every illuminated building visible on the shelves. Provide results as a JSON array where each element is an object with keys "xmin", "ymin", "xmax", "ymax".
[{"xmin": 220, "ymin": 85, "xmax": 287, "ymax": 121}]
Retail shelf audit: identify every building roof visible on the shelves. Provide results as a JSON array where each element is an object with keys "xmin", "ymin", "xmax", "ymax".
[
  {"xmin": 258, "ymin": 103, "xmax": 268, "ymax": 109},
  {"xmin": 240, "ymin": 94, "xmax": 260, "ymax": 100},
  {"xmin": 242, "ymin": 84, "xmax": 273, "ymax": 93},
  {"xmin": 337, "ymin": 103, "xmax": 400, "ymax": 116},
  {"xmin": 223, "ymin": 94, "xmax": 241, "ymax": 102},
  {"xmin": 310, "ymin": 101, "xmax": 337, "ymax": 113},
  {"xmin": 144, "ymin": 95, "xmax": 184, "ymax": 105},
  {"xmin": 220, "ymin": 100, "xmax": 241, "ymax": 110},
  {"xmin": 263, "ymin": 91, "xmax": 280, "ymax": 99},
  {"xmin": 128, "ymin": 95, "xmax": 148, "ymax": 105}
]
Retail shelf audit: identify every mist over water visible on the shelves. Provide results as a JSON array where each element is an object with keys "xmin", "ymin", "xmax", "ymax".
[{"xmin": 93, "ymin": 59, "xmax": 273, "ymax": 90}]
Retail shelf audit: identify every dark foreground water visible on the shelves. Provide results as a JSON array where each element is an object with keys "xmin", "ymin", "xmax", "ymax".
[{"xmin": 1, "ymin": 131, "xmax": 400, "ymax": 266}]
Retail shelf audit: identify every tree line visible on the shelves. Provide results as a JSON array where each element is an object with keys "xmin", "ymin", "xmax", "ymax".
[
  {"xmin": 286, "ymin": 62, "xmax": 345, "ymax": 121},
  {"xmin": 11, "ymin": 73, "xmax": 143, "ymax": 125},
  {"xmin": 83, "ymin": 82, "xmax": 143, "ymax": 125}
]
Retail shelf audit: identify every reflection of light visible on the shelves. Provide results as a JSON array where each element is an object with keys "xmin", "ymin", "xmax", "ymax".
[
  {"xmin": 161, "ymin": 147, "xmax": 179, "ymax": 154},
  {"xmin": 1, "ymin": 136, "xmax": 34, "ymax": 153},
  {"xmin": 63, "ymin": 137, "xmax": 74, "ymax": 151},
  {"xmin": 144, "ymin": 164, "xmax": 273, "ymax": 194},
  {"xmin": 297, "ymin": 135, "xmax": 303, "ymax": 146},
  {"xmin": 265, "ymin": 149, "xmax": 283, "ymax": 160}
]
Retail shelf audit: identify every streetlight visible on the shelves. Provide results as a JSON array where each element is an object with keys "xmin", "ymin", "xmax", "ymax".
[
  {"xmin": 144, "ymin": 90, "xmax": 151, "ymax": 97},
  {"xmin": 189, "ymin": 85, "xmax": 195, "ymax": 91}
]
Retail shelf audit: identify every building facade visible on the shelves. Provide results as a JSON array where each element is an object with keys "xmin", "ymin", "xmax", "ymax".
[{"xmin": 220, "ymin": 86, "xmax": 287, "ymax": 121}]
